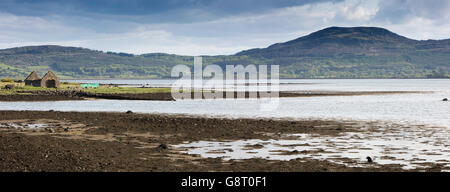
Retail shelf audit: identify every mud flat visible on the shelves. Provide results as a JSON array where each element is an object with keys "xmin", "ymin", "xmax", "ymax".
[
  {"xmin": 0, "ymin": 111, "xmax": 446, "ymax": 172},
  {"xmin": 0, "ymin": 90, "xmax": 174, "ymax": 101},
  {"xmin": 0, "ymin": 90, "xmax": 428, "ymax": 102}
]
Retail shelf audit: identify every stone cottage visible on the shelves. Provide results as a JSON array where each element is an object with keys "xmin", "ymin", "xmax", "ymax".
[
  {"xmin": 24, "ymin": 71, "xmax": 59, "ymax": 88},
  {"xmin": 24, "ymin": 71, "xmax": 41, "ymax": 87}
]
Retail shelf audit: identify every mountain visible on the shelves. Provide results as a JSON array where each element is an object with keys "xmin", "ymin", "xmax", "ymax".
[
  {"xmin": 236, "ymin": 27, "xmax": 450, "ymax": 78},
  {"xmin": 1, "ymin": 27, "xmax": 449, "ymax": 79},
  {"xmin": 0, "ymin": 46, "xmax": 194, "ymax": 79},
  {"xmin": 238, "ymin": 27, "xmax": 417, "ymax": 57}
]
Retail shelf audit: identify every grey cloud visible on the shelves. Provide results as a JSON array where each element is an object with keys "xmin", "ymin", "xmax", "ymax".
[{"xmin": 374, "ymin": 0, "xmax": 450, "ymax": 24}]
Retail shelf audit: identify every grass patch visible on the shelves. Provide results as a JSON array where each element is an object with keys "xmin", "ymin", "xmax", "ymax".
[
  {"xmin": 0, "ymin": 90, "xmax": 32, "ymax": 95},
  {"xmin": 0, "ymin": 82, "xmax": 22, "ymax": 87},
  {"xmin": 1, "ymin": 78, "xmax": 14, "ymax": 83},
  {"xmin": 0, "ymin": 81, "xmax": 171, "ymax": 95},
  {"xmin": 0, "ymin": 81, "xmax": 81, "ymax": 95}
]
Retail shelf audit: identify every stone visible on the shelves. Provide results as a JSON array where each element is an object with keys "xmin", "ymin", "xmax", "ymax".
[
  {"xmin": 4, "ymin": 84, "xmax": 16, "ymax": 89},
  {"xmin": 157, "ymin": 143, "xmax": 168, "ymax": 150}
]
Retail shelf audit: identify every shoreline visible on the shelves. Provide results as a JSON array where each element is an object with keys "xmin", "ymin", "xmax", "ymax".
[
  {"xmin": 0, "ymin": 110, "xmax": 445, "ymax": 172},
  {"xmin": 0, "ymin": 90, "xmax": 430, "ymax": 102}
]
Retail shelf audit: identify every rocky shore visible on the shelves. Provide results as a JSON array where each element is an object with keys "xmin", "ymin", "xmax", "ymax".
[{"xmin": 0, "ymin": 111, "xmax": 443, "ymax": 172}]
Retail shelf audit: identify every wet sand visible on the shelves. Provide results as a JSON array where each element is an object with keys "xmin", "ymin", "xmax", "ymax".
[{"xmin": 0, "ymin": 111, "xmax": 444, "ymax": 172}]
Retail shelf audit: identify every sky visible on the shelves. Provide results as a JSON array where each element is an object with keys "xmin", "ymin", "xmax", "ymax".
[{"xmin": 0, "ymin": 0, "xmax": 449, "ymax": 55}]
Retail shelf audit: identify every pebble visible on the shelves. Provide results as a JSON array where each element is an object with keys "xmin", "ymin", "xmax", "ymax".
[
  {"xmin": 157, "ymin": 143, "xmax": 168, "ymax": 150},
  {"xmin": 46, "ymin": 128, "xmax": 54, "ymax": 133}
]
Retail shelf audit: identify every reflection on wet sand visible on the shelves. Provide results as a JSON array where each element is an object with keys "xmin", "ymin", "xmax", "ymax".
[{"xmin": 175, "ymin": 122, "xmax": 449, "ymax": 171}]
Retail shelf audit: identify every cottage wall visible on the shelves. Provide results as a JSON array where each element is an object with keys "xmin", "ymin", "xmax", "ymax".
[
  {"xmin": 25, "ymin": 80, "xmax": 42, "ymax": 87},
  {"xmin": 40, "ymin": 71, "xmax": 59, "ymax": 88}
]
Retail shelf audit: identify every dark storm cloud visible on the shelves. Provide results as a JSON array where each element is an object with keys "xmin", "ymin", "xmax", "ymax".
[
  {"xmin": 0, "ymin": 0, "xmax": 449, "ymax": 55},
  {"xmin": 0, "ymin": 0, "xmax": 342, "ymax": 22}
]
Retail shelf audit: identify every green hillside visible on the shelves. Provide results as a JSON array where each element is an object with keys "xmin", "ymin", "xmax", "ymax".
[{"xmin": 1, "ymin": 27, "xmax": 449, "ymax": 79}]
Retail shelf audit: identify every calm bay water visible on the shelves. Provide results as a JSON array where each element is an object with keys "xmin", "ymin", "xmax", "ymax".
[{"xmin": 63, "ymin": 78, "xmax": 450, "ymax": 91}]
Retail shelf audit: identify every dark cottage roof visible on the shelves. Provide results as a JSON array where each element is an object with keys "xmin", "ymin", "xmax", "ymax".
[
  {"xmin": 42, "ymin": 71, "xmax": 58, "ymax": 80},
  {"xmin": 25, "ymin": 71, "xmax": 41, "ymax": 81}
]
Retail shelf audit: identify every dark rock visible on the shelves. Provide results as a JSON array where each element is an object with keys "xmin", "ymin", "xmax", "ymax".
[
  {"xmin": 126, "ymin": 110, "xmax": 133, "ymax": 114},
  {"xmin": 46, "ymin": 128, "xmax": 54, "ymax": 133},
  {"xmin": 366, "ymin": 156, "xmax": 373, "ymax": 163},
  {"xmin": 4, "ymin": 84, "xmax": 16, "ymax": 90},
  {"xmin": 443, "ymin": 98, "xmax": 448, "ymax": 101},
  {"xmin": 157, "ymin": 143, "xmax": 168, "ymax": 150}
]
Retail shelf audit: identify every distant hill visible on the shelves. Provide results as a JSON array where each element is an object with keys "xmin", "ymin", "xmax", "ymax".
[{"xmin": 1, "ymin": 27, "xmax": 449, "ymax": 79}]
